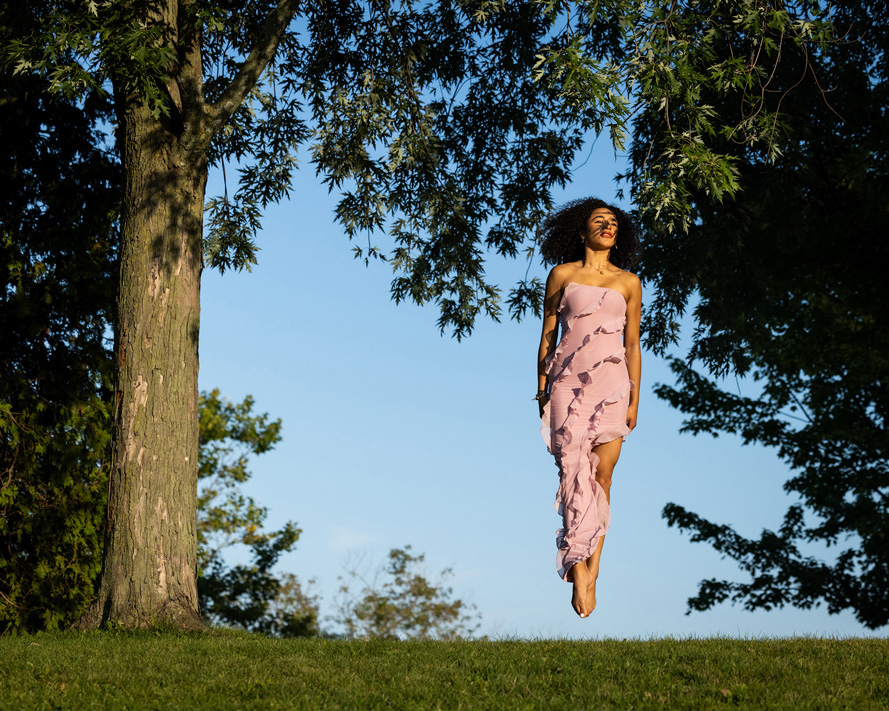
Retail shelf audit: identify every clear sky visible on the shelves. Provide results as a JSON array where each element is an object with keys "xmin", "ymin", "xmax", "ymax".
[{"xmin": 198, "ymin": 139, "xmax": 881, "ymax": 640}]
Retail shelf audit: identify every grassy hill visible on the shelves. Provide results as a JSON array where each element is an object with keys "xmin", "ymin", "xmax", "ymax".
[{"xmin": 1, "ymin": 633, "xmax": 887, "ymax": 709}]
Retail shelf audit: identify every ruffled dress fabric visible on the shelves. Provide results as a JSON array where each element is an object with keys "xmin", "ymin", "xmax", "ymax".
[{"xmin": 541, "ymin": 283, "xmax": 632, "ymax": 580}]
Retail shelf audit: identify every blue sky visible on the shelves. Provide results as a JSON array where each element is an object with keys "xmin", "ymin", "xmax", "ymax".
[{"xmin": 198, "ymin": 139, "xmax": 881, "ymax": 639}]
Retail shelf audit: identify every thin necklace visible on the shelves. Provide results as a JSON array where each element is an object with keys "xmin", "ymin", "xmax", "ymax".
[{"xmin": 584, "ymin": 260, "xmax": 610, "ymax": 275}]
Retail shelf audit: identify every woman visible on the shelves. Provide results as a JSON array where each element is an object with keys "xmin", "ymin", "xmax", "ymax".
[{"xmin": 536, "ymin": 197, "xmax": 642, "ymax": 618}]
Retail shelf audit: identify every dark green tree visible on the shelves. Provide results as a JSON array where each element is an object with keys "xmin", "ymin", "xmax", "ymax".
[
  {"xmin": 0, "ymin": 3, "xmax": 120, "ymax": 634},
  {"xmin": 471, "ymin": 0, "xmax": 887, "ymax": 625},
  {"xmin": 632, "ymin": 2, "xmax": 889, "ymax": 628}
]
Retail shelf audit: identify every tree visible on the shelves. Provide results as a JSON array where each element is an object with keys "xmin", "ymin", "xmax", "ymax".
[
  {"xmin": 541, "ymin": 0, "xmax": 887, "ymax": 626},
  {"xmin": 0, "ymin": 3, "xmax": 119, "ymax": 633},
  {"xmin": 0, "ymin": 27, "xmax": 310, "ymax": 632},
  {"xmin": 196, "ymin": 388, "xmax": 319, "ymax": 637},
  {"xmin": 4, "ymin": 0, "xmax": 614, "ymax": 629},
  {"xmin": 635, "ymin": 2, "xmax": 889, "ymax": 627},
  {"xmin": 334, "ymin": 547, "xmax": 479, "ymax": 640}
]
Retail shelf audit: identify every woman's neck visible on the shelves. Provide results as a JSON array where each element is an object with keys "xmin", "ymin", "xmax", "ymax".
[{"xmin": 582, "ymin": 248, "xmax": 611, "ymax": 269}]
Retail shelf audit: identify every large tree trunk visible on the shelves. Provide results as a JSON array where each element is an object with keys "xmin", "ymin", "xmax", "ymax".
[
  {"xmin": 73, "ymin": 0, "xmax": 297, "ymax": 631},
  {"xmin": 76, "ymin": 95, "xmax": 208, "ymax": 630}
]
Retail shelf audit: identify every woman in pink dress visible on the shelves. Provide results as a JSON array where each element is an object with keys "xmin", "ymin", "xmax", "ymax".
[{"xmin": 536, "ymin": 198, "xmax": 642, "ymax": 618}]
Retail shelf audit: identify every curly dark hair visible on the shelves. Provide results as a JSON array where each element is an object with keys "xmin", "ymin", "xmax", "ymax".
[{"xmin": 538, "ymin": 197, "xmax": 641, "ymax": 269}]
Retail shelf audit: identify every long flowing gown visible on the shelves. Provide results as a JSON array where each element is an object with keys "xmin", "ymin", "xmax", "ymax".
[{"xmin": 541, "ymin": 282, "xmax": 632, "ymax": 580}]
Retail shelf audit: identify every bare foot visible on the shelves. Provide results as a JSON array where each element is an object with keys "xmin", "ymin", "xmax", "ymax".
[
  {"xmin": 584, "ymin": 538, "xmax": 604, "ymax": 612},
  {"xmin": 588, "ymin": 576, "xmax": 597, "ymax": 612},
  {"xmin": 568, "ymin": 563, "xmax": 593, "ymax": 618}
]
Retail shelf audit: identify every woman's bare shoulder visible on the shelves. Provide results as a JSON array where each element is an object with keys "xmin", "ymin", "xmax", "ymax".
[
  {"xmin": 622, "ymin": 269, "xmax": 641, "ymax": 289},
  {"xmin": 601, "ymin": 268, "xmax": 640, "ymax": 302},
  {"xmin": 548, "ymin": 261, "xmax": 582, "ymax": 289},
  {"xmin": 614, "ymin": 268, "xmax": 641, "ymax": 291}
]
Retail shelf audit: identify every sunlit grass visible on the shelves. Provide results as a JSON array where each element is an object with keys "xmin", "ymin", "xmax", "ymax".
[{"xmin": 1, "ymin": 632, "xmax": 886, "ymax": 709}]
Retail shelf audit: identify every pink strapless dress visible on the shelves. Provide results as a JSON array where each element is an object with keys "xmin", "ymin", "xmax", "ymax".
[{"xmin": 541, "ymin": 283, "xmax": 633, "ymax": 580}]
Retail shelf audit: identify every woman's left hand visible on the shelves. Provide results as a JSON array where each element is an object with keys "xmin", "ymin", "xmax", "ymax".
[{"xmin": 626, "ymin": 404, "xmax": 638, "ymax": 431}]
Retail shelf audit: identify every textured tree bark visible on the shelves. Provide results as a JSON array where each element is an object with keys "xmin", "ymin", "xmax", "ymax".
[
  {"xmin": 74, "ymin": 0, "xmax": 299, "ymax": 631},
  {"xmin": 76, "ymin": 97, "xmax": 208, "ymax": 630}
]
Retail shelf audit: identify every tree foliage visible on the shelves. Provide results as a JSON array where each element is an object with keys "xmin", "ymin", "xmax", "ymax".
[
  {"xmin": 536, "ymin": 2, "xmax": 832, "ymax": 215},
  {"xmin": 613, "ymin": 0, "xmax": 887, "ymax": 627},
  {"xmin": 334, "ymin": 547, "xmax": 479, "ymax": 640},
  {"xmin": 0, "ymin": 2, "xmax": 120, "ymax": 633},
  {"xmin": 196, "ymin": 388, "xmax": 318, "ymax": 637},
  {"xmin": 4, "ymin": 0, "xmax": 631, "ymax": 338}
]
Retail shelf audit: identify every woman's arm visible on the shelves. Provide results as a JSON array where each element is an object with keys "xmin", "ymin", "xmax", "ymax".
[
  {"xmin": 623, "ymin": 274, "xmax": 642, "ymax": 431},
  {"xmin": 537, "ymin": 268, "xmax": 563, "ymax": 416}
]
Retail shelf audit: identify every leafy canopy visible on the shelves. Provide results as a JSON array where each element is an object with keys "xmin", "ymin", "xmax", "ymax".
[
  {"xmin": 10, "ymin": 0, "xmax": 830, "ymax": 339},
  {"xmin": 618, "ymin": 0, "xmax": 888, "ymax": 628}
]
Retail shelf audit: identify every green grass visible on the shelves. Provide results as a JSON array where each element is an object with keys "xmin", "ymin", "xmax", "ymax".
[{"xmin": 0, "ymin": 633, "xmax": 886, "ymax": 709}]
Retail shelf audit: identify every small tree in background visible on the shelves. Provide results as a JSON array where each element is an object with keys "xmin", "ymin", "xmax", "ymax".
[
  {"xmin": 196, "ymin": 388, "xmax": 318, "ymax": 637},
  {"xmin": 334, "ymin": 547, "xmax": 479, "ymax": 640}
]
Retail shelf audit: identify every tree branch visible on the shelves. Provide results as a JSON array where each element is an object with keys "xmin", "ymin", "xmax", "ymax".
[
  {"xmin": 205, "ymin": 0, "xmax": 299, "ymax": 136},
  {"xmin": 176, "ymin": 0, "xmax": 203, "ymax": 120}
]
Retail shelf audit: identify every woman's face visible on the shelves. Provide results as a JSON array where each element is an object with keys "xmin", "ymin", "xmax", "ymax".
[{"xmin": 584, "ymin": 207, "xmax": 618, "ymax": 248}]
